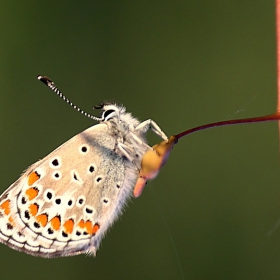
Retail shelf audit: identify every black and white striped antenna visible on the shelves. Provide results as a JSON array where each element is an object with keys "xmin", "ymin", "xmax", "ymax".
[{"xmin": 37, "ymin": 75, "xmax": 101, "ymax": 121}]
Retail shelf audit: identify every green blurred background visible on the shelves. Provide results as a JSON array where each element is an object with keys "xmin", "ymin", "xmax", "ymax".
[{"xmin": 0, "ymin": 1, "xmax": 279, "ymax": 279}]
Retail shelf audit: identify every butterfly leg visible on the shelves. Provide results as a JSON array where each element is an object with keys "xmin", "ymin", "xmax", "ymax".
[
  {"xmin": 130, "ymin": 133, "xmax": 153, "ymax": 150},
  {"xmin": 117, "ymin": 142, "xmax": 135, "ymax": 162},
  {"xmin": 134, "ymin": 119, "xmax": 168, "ymax": 140},
  {"xmin": 117, "ymin": 142, "xmax": 145, "ymax": 173}
]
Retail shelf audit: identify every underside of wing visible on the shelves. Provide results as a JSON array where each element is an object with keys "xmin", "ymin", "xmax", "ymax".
[{"xmin": 0, "ymin": 124, "xmax": 139, "ymax": 257}]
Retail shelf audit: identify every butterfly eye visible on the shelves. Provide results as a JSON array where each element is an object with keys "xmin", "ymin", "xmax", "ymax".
[{"xmin": 102, "ymin": 109, "xmax": 115, "ymax": 121}]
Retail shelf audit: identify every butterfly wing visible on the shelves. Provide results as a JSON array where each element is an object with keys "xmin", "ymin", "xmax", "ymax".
[{"xmin": 0, "ymin": 123, "xmax": 137, "ymax": 258}]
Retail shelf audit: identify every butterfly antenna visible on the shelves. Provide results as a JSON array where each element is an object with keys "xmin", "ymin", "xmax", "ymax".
[{"xmin": 37, "ymin": 75, "xmax": 101, "ymax": 121}]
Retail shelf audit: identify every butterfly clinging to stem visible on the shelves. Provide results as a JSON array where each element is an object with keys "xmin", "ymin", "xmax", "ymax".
[{"xmin": 0, "ymin": 75, "xmax": 177, "ymax": 258}]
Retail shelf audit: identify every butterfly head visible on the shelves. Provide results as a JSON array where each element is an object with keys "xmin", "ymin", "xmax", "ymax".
[
  {"xmin": 94, "ymin": 103, "xmax": 127, "ymax": 122},
  {"xmin": 94, "ymin": 102, "xmax": 141, "ymax": 131}
]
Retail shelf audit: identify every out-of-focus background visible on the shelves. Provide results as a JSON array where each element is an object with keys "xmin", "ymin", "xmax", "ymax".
[{"xmin": 0, "ymin": 1, "xmax": 279, "ymax": 279}]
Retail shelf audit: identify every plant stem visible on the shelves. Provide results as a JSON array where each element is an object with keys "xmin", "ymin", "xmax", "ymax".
[{"xmin": 175, "ymin": 113, "xmax": 280, "ymax": 140}]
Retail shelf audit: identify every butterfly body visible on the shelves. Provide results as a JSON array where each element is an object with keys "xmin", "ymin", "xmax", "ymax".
[{"xmin": 0, "ymin": 100, "xmax": 169, "ymax": 257}]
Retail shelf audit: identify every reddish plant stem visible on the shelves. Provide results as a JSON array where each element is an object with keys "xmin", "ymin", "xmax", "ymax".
[
  {"xmin": 277, "ymin": 0, "xmax": 280, "ymax": 112},
  {"xmin": 175, "ymin": 113, "xmax": 280, "ymax": 140},
  {"xmin": 176, "ymin": 3, "xmax": 280, "ymax": 141},
  {"xmin": 176, "ymin": 2, "xmax": 280, "ymax": 140},
  {"xmin": 276, "ymin": 0, "xmax": 280, "ymax": 142}
]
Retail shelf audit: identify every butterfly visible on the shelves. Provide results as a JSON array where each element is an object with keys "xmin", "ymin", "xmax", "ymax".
[{"xmin": 0, "ymin": 76, "xmax": 171, "ymax": 258}]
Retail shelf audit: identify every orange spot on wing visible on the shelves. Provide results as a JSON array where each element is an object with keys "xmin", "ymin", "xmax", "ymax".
[
  {"xmin": 29, "ymin": 203, "xmax": 39, "ymax": 216},
  {"xmin": 78, "ymin": 219, "xmax": 85, "ymax": 229},
  {"xmin": 84, "ymin": 220, "xmax": 93, "ymax": 234},
  {"xmin": 78, "ymin": 219, "xmax": 96, "ymax": 235},
  {"xmin": 63, "ymin": 219, "xmax": 74, "ymax": 234},
  {"xmin": 28, "ymin": 171, "xmax": 40, "ymax": 186},
  {"xmin": 8, "ymin": 216, "xmax": 15, "ymax": 226},
  {"xmin": 36, "ymin": 214, "xmax": 48, "ymax": 227},
  {"xmin": 50, "ymin": 216, "xmax": 61, "ymax": 231},
  {"xmin": 92, "ymin": 223, "xmax": 100, "ymax": 235},
  {"xmin": 25, "ymin": 187, "xmax": 39, "ymax": 200},
  {"xmin": 0, "ymin": 200, "xmax": 11, "ymax": 215}
]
